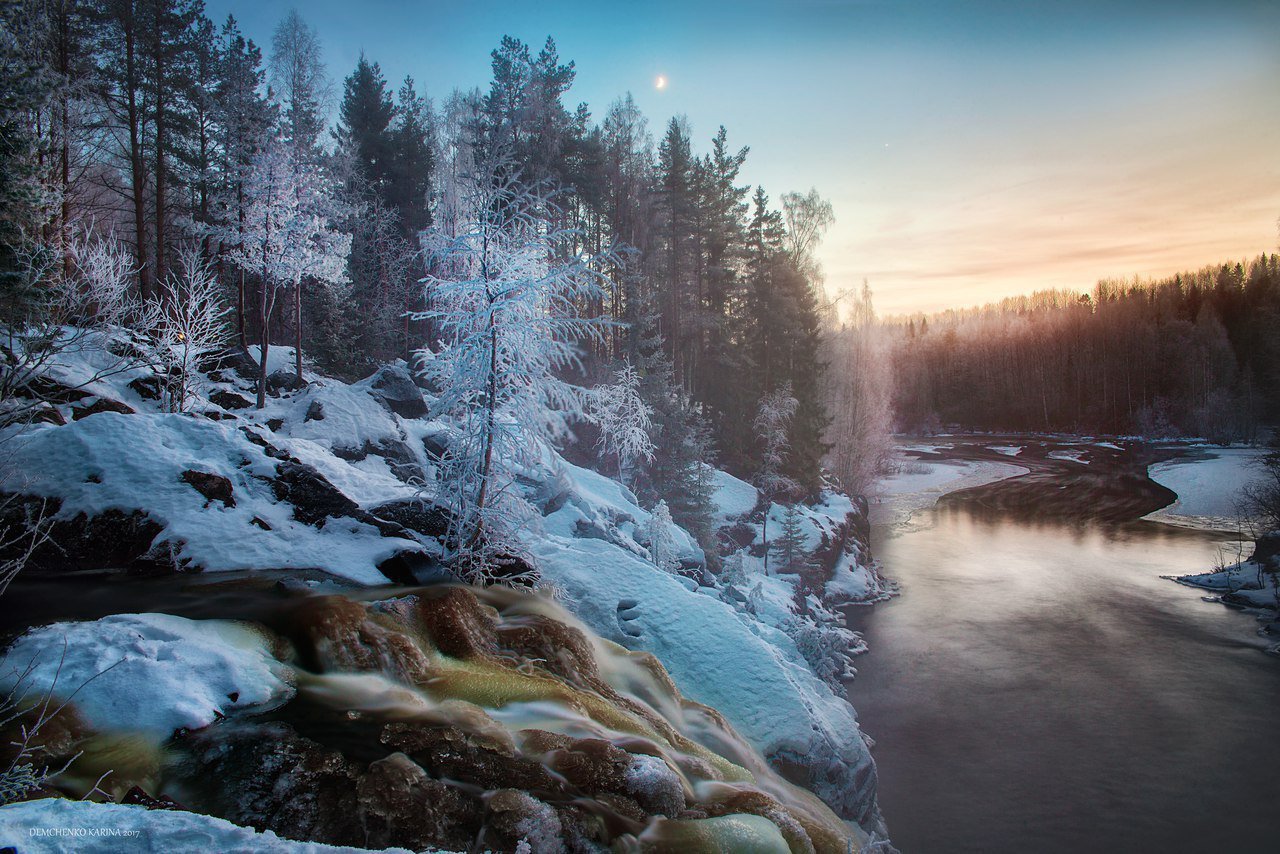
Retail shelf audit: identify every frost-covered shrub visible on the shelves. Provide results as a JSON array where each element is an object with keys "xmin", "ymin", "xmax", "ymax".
[{"xmin": 782, "ymin": 613, "xmax": 860, "ymax": 697}]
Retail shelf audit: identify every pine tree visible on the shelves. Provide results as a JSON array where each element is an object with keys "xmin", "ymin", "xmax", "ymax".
[
  {"xmin": 334, "ymin": 54, "xmax": 394, "ymax": 197},
  {"xmin": 211, "ymin": 14, "xmax": 272, "ymax": 349},
  {"xmin": 656, "ymin": 117, "xmax": 695, "ymax": 386},
  {"xmin": 771, "ymin": 503, "xmax": 812, "ymax": 576},
  {"xmin": 755, "ymin": 382, "xmax": 798, "ymax": 574}
]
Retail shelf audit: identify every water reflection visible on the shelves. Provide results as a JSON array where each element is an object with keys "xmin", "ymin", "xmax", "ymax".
[{"xmin": 847, "ymin": 505, "xmax": 1279, "ymax": 854}]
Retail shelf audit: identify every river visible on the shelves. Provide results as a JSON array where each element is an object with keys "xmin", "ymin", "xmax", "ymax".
[{"xmin": 847, "ymin": 440, "xmax": 1279, "ymax": 853}]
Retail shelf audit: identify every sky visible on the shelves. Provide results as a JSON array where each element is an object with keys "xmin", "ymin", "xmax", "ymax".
[{"xmin": 205, "ymin": 0, "xmax": 1280, "ymax": 316}]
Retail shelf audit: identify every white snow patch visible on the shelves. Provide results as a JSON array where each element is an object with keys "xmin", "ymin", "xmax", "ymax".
[
  {"xmin": 871, "ymin": 458, "xmax": 1029, "ymax": 527},
  {"xmin": 1047, "ymin": 449, "xmax": 1089, "ymax": 464},
  {"xmin": 0, "ymin": 799, "xmax": 426, "ymax": 853},
  {"xmin": 987, "ymin": 445, "xmax": 1023, "ymax": 457},
  {"xmin": 0, "ymin": 613, "xmax": 292, "ymax": 738}
]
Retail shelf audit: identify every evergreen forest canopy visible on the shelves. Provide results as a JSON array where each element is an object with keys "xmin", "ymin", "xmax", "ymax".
[{"xmin": 890, "ymin": 256, "xmax": 1280, "ymax": 441}]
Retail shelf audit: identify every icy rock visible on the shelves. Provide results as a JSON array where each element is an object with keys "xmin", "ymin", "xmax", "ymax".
[{"xmin": 482, "ymin": 789, "xmax": 563, "ymax": 854}]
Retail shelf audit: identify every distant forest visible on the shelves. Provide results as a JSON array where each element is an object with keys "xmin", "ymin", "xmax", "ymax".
[{"xmin": 890, "ymin": 254, "xmax": 1280, "ymax": 441}]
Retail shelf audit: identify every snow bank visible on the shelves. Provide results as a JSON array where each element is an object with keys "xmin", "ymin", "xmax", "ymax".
[
  {"xmin": 0, "ymin": 414, "xmax": 417, "ymax": 583},
  {"xmin": 986, "ymin": 445, "xmax": 1023, "ymax": 457},
  {"xmin": 709, "ymin": 468, "xmax": 758, "ymax": 527},
  {"xmin": 0, "ymin": 799, "xmax": 424, "ymax": 854},
  {"xmin": 1145, "ymin": 447, "xmax": 1266, "ymax": 529},
  {"xmin": 0, "ymin": 613, "xmax": 292, "ymax": 738},
  {"xmin": 529, "ymin": 532, "xmax": 880, "ymax": 826}
]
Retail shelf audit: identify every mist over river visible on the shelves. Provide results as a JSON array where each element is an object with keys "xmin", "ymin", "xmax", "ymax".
[{"xmin": 848, "ymin": 441, "xmax": 1279, "ymax": 853}]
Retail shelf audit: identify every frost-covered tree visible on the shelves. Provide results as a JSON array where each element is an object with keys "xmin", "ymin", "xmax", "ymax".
[
  {"xmin": 586, "ymin": 362, "xmax": 654, "ymax": 484},
  {"xmin": 754, "ymin": 382, "xmax": 798, "ymax": 573},
  {"xmin": 151, "ymin": 247, "xmax": 230, "ymax": 412},
  {"xmin": 645, "ymin": 499, "xmax": 679, "ymax": 573},
  {"xmin": 825, "ymin": 281, "xmax": 893, "ymax": 494},
  {"xmin": 221, "ymin": 136, "xmax": 350, "ymax": 407},
  {"xmin": 268, "ymin": 9, "xmax": 327, "ymax": 160},
  {"xmin": 415, "ymin": 150, "xmax": 611, "ymax": 578}
]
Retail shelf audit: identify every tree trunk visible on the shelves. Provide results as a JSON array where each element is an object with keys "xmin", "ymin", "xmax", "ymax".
[
  {"xmin": 294, "ymin": 282, "xmax": 303, "ymax": 380},
  {"xmin": 123, "ymin": 10, "xmax": 150, "ymax": 299}
]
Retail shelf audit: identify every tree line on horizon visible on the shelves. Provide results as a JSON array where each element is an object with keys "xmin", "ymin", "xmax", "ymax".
[{"xmin": 888, "ymin": 254, "xmax": 1280, "ymax": 441}]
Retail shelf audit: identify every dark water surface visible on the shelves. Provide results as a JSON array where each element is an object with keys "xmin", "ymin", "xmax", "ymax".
[{"xmin": 847, "ymin": 507, "xmax": 1280, "ymax": 854}]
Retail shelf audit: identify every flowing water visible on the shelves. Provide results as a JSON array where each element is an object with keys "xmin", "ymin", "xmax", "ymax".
[{"xmin": 847, "ymin": 499, "xmax": 1280, "ymax": 853}]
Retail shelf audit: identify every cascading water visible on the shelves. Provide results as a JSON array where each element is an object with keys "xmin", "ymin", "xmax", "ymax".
[{"xmin": 5, "ymin": 581, "xmax": 862, "ymax": 853}]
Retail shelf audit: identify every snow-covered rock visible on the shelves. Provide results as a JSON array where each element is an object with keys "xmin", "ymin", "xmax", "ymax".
[
  {"xmin": 0, "ymin": 613, "xmax": 293, "ymax": 738},
  {"xmin": 0, "ymin": 414, "xmax": 421, "ymax": 583},
  {"xmin": 530, "ymin": 465, "xmax": 888, "ymax": 833}
]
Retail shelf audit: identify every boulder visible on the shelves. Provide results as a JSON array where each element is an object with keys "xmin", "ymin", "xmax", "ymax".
[
  {"xmin": 366, "ymin": 363, "xmax": 428, "ymax": 419},
  {"xmin": 71, "ymin": 397, "xmax": 135, "ymax": 420},
  {"xmin": 179, "ymin": 722, "xmax": 363, "ymax": 847},
  {"xmin": 210, "ymin": 390, "xmax": 252, "ymax": 411},
  {"xmin": 270, "ymin": 460, "xmax": 360, "ymax": 526},
  {"xmin": 197, "ymin": 348, "xmax": 262, "ymax": 380},
  {"xmin": 267, "ymin": 370, "xmax": 306, "ymax": 395},
  {"xmin": 180, "ymin": 470, "xmax": 235, "ymax": 508},
  {"xmin": 355, "ymin": 753, "xmax": 482, "ymax": 852}
]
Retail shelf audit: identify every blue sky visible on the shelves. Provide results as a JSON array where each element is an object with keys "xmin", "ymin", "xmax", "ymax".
[{"xmin": 205, "ymin": 0, "xmax": 1280, "ymax": 314}]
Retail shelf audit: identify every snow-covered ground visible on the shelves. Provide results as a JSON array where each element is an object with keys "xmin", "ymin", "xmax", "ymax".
[
  {"xmin": 0, "ymin": 799, "xmax": 424, "ymax": 854},
  {"xmin": 1145, "ymin": 447, "xmax": 1267, "ymax": 530},
  {"xmin": 986, "ymin": 445, "xmax": 1023, "ymax": 457},
  {"xmin": 870, "ymin": 457, "xmax": 1030, "ymax": 527}
]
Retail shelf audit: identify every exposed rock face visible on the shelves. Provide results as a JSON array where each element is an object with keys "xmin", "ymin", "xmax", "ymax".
[
  {"xmin": 356, "ymin": 752, "xmax": 482, "ymax": 852},
  {"xmin": 71, "ymin": 397, "xmax": 136, "ymax": 420},
  {"xmin": 0, "ymin": 495, "xmax": 164, "ymax": 573},
  {"xmin": 368, "ymin": 499, "xmax": 452, "ymax": 539},
  {"xmin": 180, "ymin": 470, "xmax": 235, "ymax": 508},
  {"xmin": 128, "ymin": 376, "xmax": 164, "ymax": 401},
  {"xmin": 269, "ymin": 461, "xmax": 362, "ymax": 526},
  {"xmin": 209, "ymin": 389, "xmax": 252, "ymax": 410},
  {"xmin": 365, "ymin": 363, "xmax": 428, "ymax": 419},
  {"xmin": 197, "ymin": 347, "xmax": 262, "ymax": 380},
  {"xmin": 1251, "ymin": 531, "xmax": 1280, "ymax": 566},
  {"xmin": 180, "ymin": 721, "xmax": 364, "ymax": 846}
]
